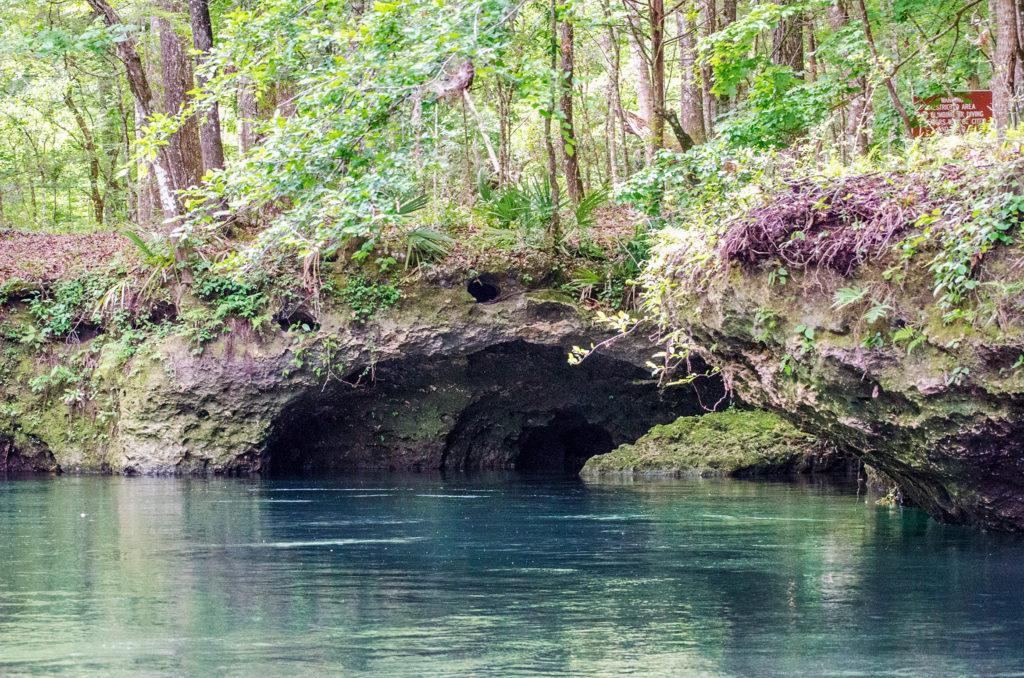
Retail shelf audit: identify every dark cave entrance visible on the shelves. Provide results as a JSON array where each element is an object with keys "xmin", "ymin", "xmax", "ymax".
[
  {"xmin": 467, "ymin": 274, "xmax": 501, "ymax": 303},
  {"xmin": 515, "ymin": 411, "xmax": 615, "ymax": 474},
  {"xmin": 262, "ymin": 341, "xmax": 726, "ymax": 475}
]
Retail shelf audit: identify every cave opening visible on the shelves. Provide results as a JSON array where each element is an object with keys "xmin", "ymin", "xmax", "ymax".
[
  {"xmin": 262, "ymin": 341, "xmax": 725, "ymax": 476},
  {"xmin": 467, "ymin": 274, "xmax": 500, "ymax": 303},
  {"xmin": 515, "ymin": 411, "xmax": 615, "ymax": 474}
]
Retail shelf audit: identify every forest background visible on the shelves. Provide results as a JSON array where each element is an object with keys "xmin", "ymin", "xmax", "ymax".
[{"xmin": 0, "ymin": 0, "xmax": 1021, "ymax": 297}]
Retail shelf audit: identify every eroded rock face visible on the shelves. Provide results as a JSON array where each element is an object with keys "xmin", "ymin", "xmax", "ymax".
[
  {"xmin": 0, "ymin": 434, "xmax": 59, "ymax": 474},
  {"xmin": 268, "ymin": 341, "xmax": 701, "ymax": 473},
  {"xmin": 0, "ymin": 282, "xmax": 723, "ymax": 477},
  {"xmin": 667, "ymin": 260, "xmax": 1024, "ymax": 531}
]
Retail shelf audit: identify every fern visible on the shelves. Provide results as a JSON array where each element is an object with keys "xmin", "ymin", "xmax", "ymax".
[
  {"xmin": 832, "ymin": 285, "xmax": 868, "ymax": 310},
  {"xmin": 863, "ymin": 299, "xmax": 893, "ymax": 324}
]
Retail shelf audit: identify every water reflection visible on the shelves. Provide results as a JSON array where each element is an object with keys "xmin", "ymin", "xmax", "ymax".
[{"xmin": 1, "ymin": 474, "xmax": 1022, "ymax": 676}]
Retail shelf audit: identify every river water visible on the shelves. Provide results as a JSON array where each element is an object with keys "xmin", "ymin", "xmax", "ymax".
[{"xmin": 1, "ymin": 474, "xmax": 1022, "ymax": 677}]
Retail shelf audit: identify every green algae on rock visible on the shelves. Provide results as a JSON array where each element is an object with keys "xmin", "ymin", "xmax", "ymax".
[{"xmin": 581, "ymin": 409, "xmax": 842, "ymax": 477}]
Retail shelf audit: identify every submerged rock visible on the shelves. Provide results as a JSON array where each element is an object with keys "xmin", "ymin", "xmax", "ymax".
[{"xmin": 582, "ymin": 409, "xmax": 848, "ymax": 477}]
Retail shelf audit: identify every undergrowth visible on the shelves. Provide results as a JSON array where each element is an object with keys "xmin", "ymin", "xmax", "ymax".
[{"xmin": 573, "ymin": 131, "xmax": 1024, "ymax": 386}]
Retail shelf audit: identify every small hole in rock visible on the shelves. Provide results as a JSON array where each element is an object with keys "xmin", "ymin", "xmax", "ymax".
[
  {"xmin": 468, "ymin": 275, "xmax": 500, "ymax": 303},
  {"xmin": 277, "ymin": 308, "xmax": 320, "ymax": 332}
]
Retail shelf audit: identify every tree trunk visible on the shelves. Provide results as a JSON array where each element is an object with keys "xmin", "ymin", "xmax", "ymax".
[
  {"xmin": 700, "ymin": 0, "xmax": 717, "ymax": 137},
  {"xmin": 461, "ymin": 90, "xmax": 502, "ymax": 177},
  {"xmin": 676, "ymin": 8, "xmax": 705, "ymax": 145},
  {"xmin": 853, "ymin": 0, "xmax": 913, "ymax": 137},
  {"xmin": 599, "ymin": 29, "xmax": 620, "ymax": 185},
  {"xmin": 649, "ymin": 0, "xmax": 666, "ymax": 157},
  {"xmin": 629, "ymin": 33, "xmax": 655, "ymax": 157},
  {"xmin": 135, "ymin": 98, "xmax": 155, "ymax": 225},
  {"xmin": 85, "ymin": 0, "xmax": 182, "ymax": 221},
  {"xmin": 545, "ymin": 0, "xmax": 561, "ymax": 241},
  {"xmin": 806, "ymin": 18, "xmax": 818, "ymax": 82},
  {"xmin": 64, "ymin": 87, "xmax": 104, "ymax": 224},
  {"xmin": 560, "ymin": 19, "xmax": 585, "ymax": 203},
  {"xmin": 994, "ymin": 0, "xmax": 1019, "ymax": 132},
  {"xmin": 772, "ymin": 0, "xmax": 804, "ymax": 72},
  {"xmin": 238, "ymin": 79, "xmax": 258, "ymax": 154},
  {"xmin": 495, "ymin": 77, "xmax": 513, "ymax": 184},
  {"xmin": 723, "ymin": 0, "xmax": 737, "ymax": 24},
  {"xmin": 158, "ymin": 1, "xmax": 203, "ymax": 189},
  {"xmin": 188, "ymin": 0, "xmax": 225, "ymax": 172},
  {"xmin": 828, "ymin": 0, "xmax": 866, "ymax": 156}
]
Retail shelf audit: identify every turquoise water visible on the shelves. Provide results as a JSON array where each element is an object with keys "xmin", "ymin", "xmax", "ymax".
[{"xmin": 1, "ymin": 474, "xmax": 1023, "ymax": 677}]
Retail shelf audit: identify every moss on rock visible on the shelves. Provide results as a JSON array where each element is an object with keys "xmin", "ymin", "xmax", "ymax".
[{"xmin": 582, "ymin": 409, "xmax": 836, "ymax": 477}]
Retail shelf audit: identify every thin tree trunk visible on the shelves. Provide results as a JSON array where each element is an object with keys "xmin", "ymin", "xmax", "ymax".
[
  {"xmin": 560, "ymin": 19, "xmax": 585, "ymax": 203},
  {"xmin": 188, "ymin": 0, "xmax": 225, "ymax": 172},
  {"xmin": 700, "ymin": 0, "xmax": 717, "ymax": 137},
  {"xmin": 629, "ymin": 33, "xmax": 655, "ymax": 161},
  {"xmin": 85, "ymin": 0, "xmax": 182, "ymax": 221},
  {"xmin": 113, "ymin": 73, "xmax": 137, "ymax": 222},
  {"xmin": 600, "ymin": 29, "xmax": 620, "ymax": 185},
  {"xmin": 460, "ymin": 98, "xmax": 472, "ymax": 203},
  {"xmin": 238, "ymin": 80, "xmax": 258, "ymax": 154},
  {"xmin": 853, "ymin": 0, "xmax": 913, "ymax": 136},
  {"xmin": 649, "ymin": 0, "xmax": 666, "ymax": 155},
  {"xmin": 29, "ymin": 179, "xmax": 37, "ymax": 224},
  {"xmin": 772, "ymin": 0, "xmax": 805, "ymax": 72},
  {"xmin": 64, "ymin": 87, "xmax": 104, "ymax": 224},
  {"xmin": 545, "ymin": 0, "xmax": 561, "ymax": 241},
  {"xmin": 135, "ymin": 98, "xmax": 155, "ymax": 225},
  {"xmin": 806, "ymin": 19, "xmax": 818, "ymax": 82},
  {"xmin": 496, "ymin": 77, "xmax": 513, "ymax": 184},
  {"xmin": 829, "ymin": 0, "xmax": 865, "ymax": 156},
  {"xmin": 461, "ymin": 90, "xmax": 502, "ymax": 177},
  {"xmin": 677, "ymin": 7, "xmax": 705, "ymax": 144}
]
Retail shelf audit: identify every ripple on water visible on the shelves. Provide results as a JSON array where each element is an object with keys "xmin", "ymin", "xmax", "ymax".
[{"xmin": 233, "ymin": 537, "xmax": 427, "ymax": 549}]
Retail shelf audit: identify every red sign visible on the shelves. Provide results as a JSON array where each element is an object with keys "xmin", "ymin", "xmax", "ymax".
[{"xmin": 912, "ymin": 91, "xmax": 992, "ymax": 136}]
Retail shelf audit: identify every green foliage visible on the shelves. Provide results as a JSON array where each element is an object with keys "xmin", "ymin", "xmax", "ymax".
[
  {"xmin": 29, "ymin": 364, "xmax": 80, "ymax": 395},
  {"xmin": 341, "ymin": 276, "xmax": 401, "ymax": 324},
  {"xmin": 617, "ymin": 145, "xmax": 769, "ymax": 218},
  {"xmin": 571, "ymin": 188, "xmax": 609, "ymax": 229},
  {"xmin": 717, "ymin": 68, "xmax": 847, "ymax": 149},
  {"xmin": 476, "ymin": 175, "xmax": 565, "ymax": 234},
  {"xmin": 698, "ymin": 2, "xmax": 811, "ymax": 98},
  {"xmin": 25, "ymin": 275, "xmax": 112, "ymax": 341},
  {"xmin": 178, "ymin": 0, "xmax": 517, "ymax": 268},
  {"xmin": 193, "ymin": 270, "xmax": 269, "ymax": 329},
  {"xmin": 405, "ymin": 228, "xmax": 454, "ymax": 269},
  {"xmin": 928, "ymin": 185, "xmax": 1024, "ymax": 313},
  {"xmin": 175, "ymin": 269, "xmax": 272, "ymax": 353}
]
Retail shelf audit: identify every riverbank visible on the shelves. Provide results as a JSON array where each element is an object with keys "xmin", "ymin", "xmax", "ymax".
[{"xmin": 636, "ymin": 138, "xmax": 1024, "ymax": 530}]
